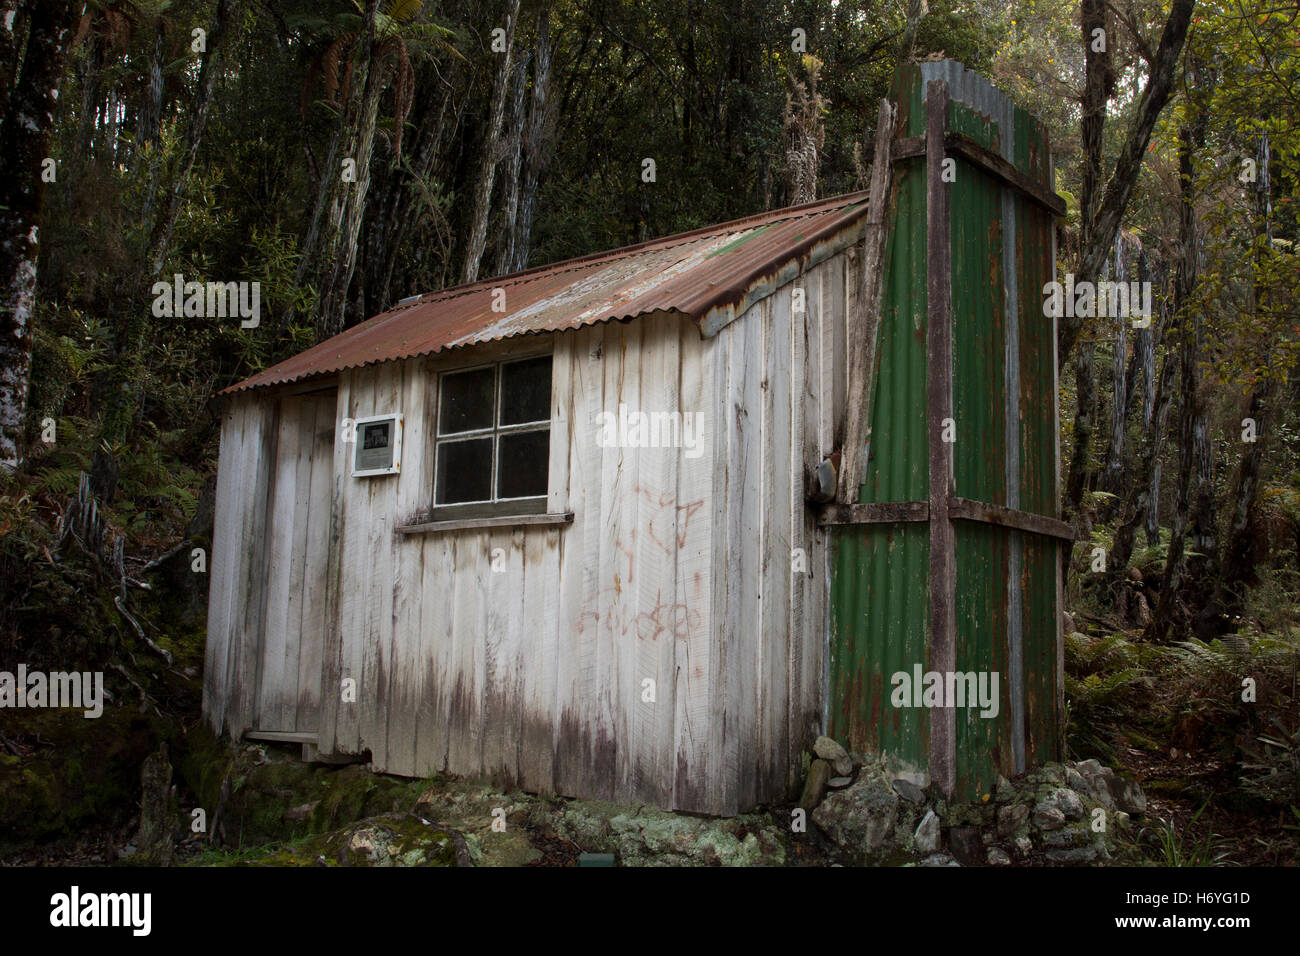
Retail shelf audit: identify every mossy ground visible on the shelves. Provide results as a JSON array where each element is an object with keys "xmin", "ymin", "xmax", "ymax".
[{"xmin": 0, "ymin": 705, "xmax": 172, "ymax": 853}]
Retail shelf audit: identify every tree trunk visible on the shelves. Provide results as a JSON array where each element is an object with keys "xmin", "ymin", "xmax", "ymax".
[
  {"xmin": 1149, "ymin": 116, "xmax": 1205, "ymax": 642},
  {"xmin": 1214, "ymin": 386, "xmax": 1271, "ymax": 608},
  {"xmin": 1063, "ymin": 337, "xmax": 1097, "ymax": 577},
  {"xmin": 0, "ymin": 0, "xmax": 79, "ymax": 470},
  {"xmin": 1061, "ymin": 0, "xmax": 1195, "ymax": 365},
  {"xmin": 1101, "ymin": 235, "xmax": 1129, "ymax": 505},
  {"xmin": 1109, "ymin": 346, "xmax": 1177, "ymax": 586},
  {"xmin": 315, "ymin": 24, "xmax": 388, "ymax": 340},
  {"xmin": 90, "ymin": 0, "xmax": 245, "ymax": 501},
  {"xmin": 460, "ymin": 0, "xmax": 520, "ymax": 284},
  {"xmin": 512, "ymin": 8, "xmax": 554, "ymax": 273},
  {"xmin": 289, "ymin": 0, "xmax": 383, "ymax": 340},
  {"xmin": 494, "ymin": 49, "xmax": 528, "ymax": 277}
]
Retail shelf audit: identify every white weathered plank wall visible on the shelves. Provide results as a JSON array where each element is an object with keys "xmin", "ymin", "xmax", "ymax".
[
  {"xmin": 705, "ymin": 252, "xmax": 845, "ymax": 810},
  {"xmin": 206, "ymin": 249, "xmax": 850, "ymax": 814}
]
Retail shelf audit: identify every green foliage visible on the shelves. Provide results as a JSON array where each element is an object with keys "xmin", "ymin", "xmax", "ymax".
[
  {"xmin": 1143, "ymin": 804, "xmax": 1235, "ymax": 867},
  {"xmin": 1241, "ymin": 715, "xmax": 1300, "ymax": 807}
]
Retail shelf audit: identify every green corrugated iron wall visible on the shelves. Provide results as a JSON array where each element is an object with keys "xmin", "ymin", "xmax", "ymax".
[{"xmin": 829, "ymin": 61, "xmax": 1061, "ymax": 799}]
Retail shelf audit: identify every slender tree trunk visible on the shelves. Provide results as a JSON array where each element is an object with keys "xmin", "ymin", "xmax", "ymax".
[
  {"xmin": 1201, "ymin": 134, "xmax": 1277, "ymax": 635},
  {"xmin": 315, "ymin": 27, "xmax": 388, "ymax": 339},
  {"xmin": 1061, "ymin": 0, "xmax": 1195, "ymax": 365},
  {"xmin": 0, "ymin": 0, "xmax": 79, "ymax": 469},
  {"xmin": 461, "ymin": 0, "xmax": 520, "ymax": 284},
  {"xmin": 1110, "ymin": 346, "xmax": 1177, "ymax": 583},
  {"xmin": 289, "ymin": 0, "xmax": 383, "ymax": 339},
  {"xmin": 1064, "ymin": 338, "xmax": 1097, "ymax": 579},
  {"xmin": 1101, "ymin": 235, "xmax": 1129, "ymax": 506},
  {"xmin": 1215, "ymin": 386, "xmax": 1271, "ymax": 602},
  {"xmin": 0, "ymin": 0, "xmax": 23, "ymax": 123},
  {"xmin": 1149, "ymin": 116, "xmax": 1205, "ymax": 642},
  {"xmin": 90, "ymin": 0, "xmax": 245, "ymax": 501},
  {"xmin": 148, "ymin": 0, "xmax": 245, "ymax": 279},
  {"xmin": 494, "ymin": 50, "xmax": 528, "ymax": 277},
  {"xmin": 1063, "ymin": 0, "xmax": 1113, "ymax": 527},
  {"xmin": 513, "ymin": 8, "xmax": 554, "ymax": 272},
  {"xmin": 372, "ymin": 81, "xmax": 453, "ymax": 311}
]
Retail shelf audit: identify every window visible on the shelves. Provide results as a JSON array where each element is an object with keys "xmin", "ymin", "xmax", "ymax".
[{"xmin": 433, "ymin": 355, "xmax": 551, "ymax": 515}]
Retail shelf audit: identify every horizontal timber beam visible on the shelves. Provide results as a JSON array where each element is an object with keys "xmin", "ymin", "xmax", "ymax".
[
  {"xmin": 818, "ymin": 501, "xmax": 930, "ymax": 526},
  {"xmin": 948, "ymin": 497, "xmax": 1073, "ymax": 540},
  {"xmin": 818, "ymin": 497, "xmax": 1072, "ymax": 540},
  {"xmin": 886, "ymin": 133, "xmax": 1065, "ymax": 217}
]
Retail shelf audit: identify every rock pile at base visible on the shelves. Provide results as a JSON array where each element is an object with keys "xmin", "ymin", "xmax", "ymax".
[{"xmin": 802, "ymin": 737, "xmax": 1145, "ymax": 866}]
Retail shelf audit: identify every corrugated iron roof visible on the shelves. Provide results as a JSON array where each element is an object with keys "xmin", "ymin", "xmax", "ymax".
[{"xmin": 221, "ymin": 190, "xmax": 869, "ymax": 395}]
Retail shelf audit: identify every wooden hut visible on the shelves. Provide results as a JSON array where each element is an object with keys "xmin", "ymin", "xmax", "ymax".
[{"xmin": 203, "ymin": 61, "xmax": 1070, "ymax": 815}]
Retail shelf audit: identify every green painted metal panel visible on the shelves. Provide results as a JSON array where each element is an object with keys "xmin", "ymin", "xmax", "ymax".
[
  {"xmin": 828, "ymin": 61, "xmax": 1061, "ymax": 795},
  {"xmin": 828, "ymin": 70, "xmax": 930, "ymax": 770}
]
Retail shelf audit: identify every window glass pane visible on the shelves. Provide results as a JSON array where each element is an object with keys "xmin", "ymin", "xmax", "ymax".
[
  {"xmin": 439, "ymin": 367, "xmax": 495, "ymax": 434},
  {"xmin": 435, "ymin": 438, "xmax": 493, "ymax": 504},
  {"xmin": 499, "ymin": 356, "xmax": 552, "ymax": 426},
  {"xmin": 496, "ymin": 429, "xmax": 549, "ymax": 499}
]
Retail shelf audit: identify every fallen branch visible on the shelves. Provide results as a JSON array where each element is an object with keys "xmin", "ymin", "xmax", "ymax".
[
  {"xmin": 114, "ymin": 595, "xmax": 173, "ymax": 666},
  {"xmin": 108, "ymin": 662, "xmax": 161, "ymax": 717},
  {"xmin": 140, "ymin": 540, "xmax": 189, "ymax": 575}
]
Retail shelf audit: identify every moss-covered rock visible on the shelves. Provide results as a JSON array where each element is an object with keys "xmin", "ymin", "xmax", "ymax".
[
  {"xmin": 176, "ymin": 734, "xmax": 434, "ymax": 849},
  {"xmin": 0, "ymin": 705, "xmax": 170, "ymax": 852}
]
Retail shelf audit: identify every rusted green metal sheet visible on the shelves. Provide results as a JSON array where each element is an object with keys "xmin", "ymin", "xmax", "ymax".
[
  {"xmin": 829, "ymin": 61, "xmax": 1061, "ymax": 800},
  {"xmin": 828, "ymin": 67, "xmax": 929, "ymax": 769}
]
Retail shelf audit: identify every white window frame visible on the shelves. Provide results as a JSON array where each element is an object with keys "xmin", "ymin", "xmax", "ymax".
[{"xmin": 351, "ymin": 412, "xmax": 403, "ymax": 477}]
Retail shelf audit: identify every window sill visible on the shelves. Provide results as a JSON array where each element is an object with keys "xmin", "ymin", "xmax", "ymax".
[{"xmin": 396, "ymin": 511, "xmax": 574, "ymax": 536}]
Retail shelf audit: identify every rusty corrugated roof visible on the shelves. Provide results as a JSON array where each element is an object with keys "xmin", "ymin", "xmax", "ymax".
[{"xmin": 221, "ymin": 190, "xmax": 869, "ymax": 395}]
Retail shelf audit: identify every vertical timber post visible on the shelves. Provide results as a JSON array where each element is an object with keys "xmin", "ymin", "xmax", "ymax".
[{"xmin": 925, "ymin": 79, "xmax": 957, "ymax": 798}]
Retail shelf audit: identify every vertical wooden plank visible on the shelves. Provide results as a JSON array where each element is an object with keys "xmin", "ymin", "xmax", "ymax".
[
  {"xmin": 415, "ymin": 530, "xmax": 453, "ymax": 773},
  {"xmin": 319, "ymin": 375, "xmax": 353, "ymax": 755},
  {"xmin": 297, "ymin": 391, "xmax": 335, "ymax": 733},
  {"xmin": 554, "ymin": 323, "xmax": 605, "ymax": 798},
  {"xmin": 838, "ymin": 97, "xmax": 897, "ymax": 502},
  {"xmin": 723, "ymin": 307, "xmax": 763, "ymax": 812},
  {"xmin": 547, "ymin": 331, "xmax": 572, "ymax": 515},
  {"xmin": 481, "ymin": 525, "xmax": 517, "ymax": 785},
  {"xmin": 786, "ymin": 275, "xmax": 810, "ymax": 786},
  {"xmin": 925, "ymin": 78, "xmax": 957, "ymax": 797},
  {"xmin": 257, "ymin": 401, "xmax": 297, "ymax": 730},
  {"xmin": 606, "ymin": 319, "xmax": 642, "ymax": 803},
  {"xmin": 385, "ymin": 359, "xmax": 428, "ymax": 776},
  {"xmin": 203, "ymin": 400, "xmax": 244, "ymax": 735},
  {"xmin": 280, "ymin": 397, "xmax": 311, "ymax": 731},
  {"xmin": 830, "ymin": 256, "xmax": 848, "ymax": 448},
  {"xmin": 763, "ymin": 287, "xmax": 794, "ymax": 802},
  {"xmin": 626, "ymin": 314, "xmax": 678, "ymax": 807},
  {"xmin": 414, "ymin": 360, "xmax": 449, "ymax": 774},
  {"xmin": 518, "ymin": 523, "xmax": 558, "ymax": 791},
  {"xmin": 802, "ymin": 260, "xmax": 830, "ymax": 744},
  {"xmin": 358, "ymin": 363, "xmax": 401, "ymax": 770},
  {"xmin": 229, "ymin": 400, "xmax": 277, "ymax": 740},
  {"xmin": 672, "ymin": 325, "xmax": 715, "ymax": 812},
  {"xmin": 446, "ymin": 531, "xmax": 486, "ymax": 777}
]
